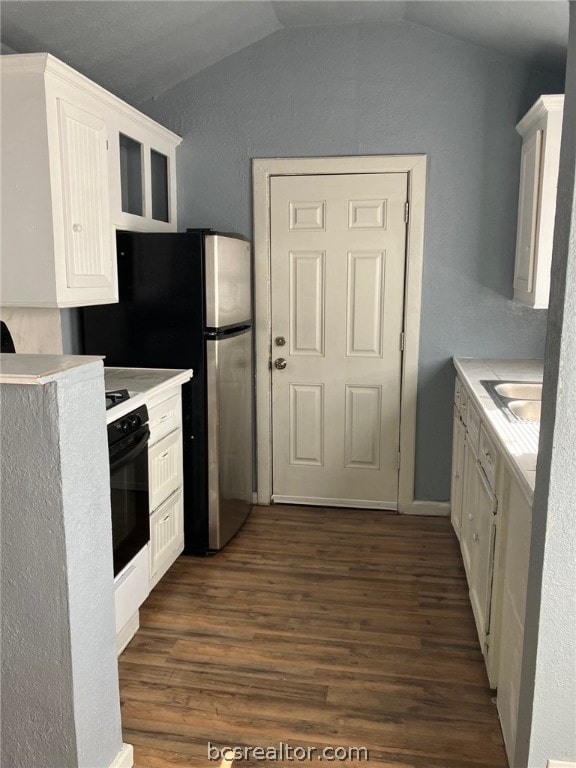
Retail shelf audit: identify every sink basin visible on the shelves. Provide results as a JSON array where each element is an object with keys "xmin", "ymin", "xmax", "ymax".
[
  {"xmin": 481, "ymin": 379, "xmax": 542, "ymax": 423},
  {"xmin": 507, "ymin": 400, "xmax": 542, "ymax": 422},
  {"xmin": 493, "ymin": 382, "xmax": 542, "ymax": 400}
]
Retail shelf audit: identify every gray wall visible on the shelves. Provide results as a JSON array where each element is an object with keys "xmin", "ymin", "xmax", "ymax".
[
  {"xmin": 516, "ymin": 4, "xmax": 576, "ymax": 764},
  {"xmin": 139, "ymin": 20, "xmax": 563, "ymax": 501},
  {"xmin": 0, "ymin": 362, "xmax": 123, "ymax": 767}
]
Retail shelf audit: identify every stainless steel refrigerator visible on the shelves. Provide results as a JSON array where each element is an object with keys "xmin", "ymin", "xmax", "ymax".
[{"xmin": 81, "ymin": 229, "xmax": 253, "ymax": 554}]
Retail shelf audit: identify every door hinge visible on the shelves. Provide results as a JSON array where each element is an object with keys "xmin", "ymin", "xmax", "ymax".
[
  {"xmin": 397, "ymin": 451, "xmax": 401, "ymax": 471},
  {"xmin": 493, "ymin": 496, "xmax": 498, "ymax": 515},
  {"xmin": 404, "ymin": 201, "xmax": 409, "ymax": 223},
  {"xmin": 106, "ymin": 139, "xmax": 109, "ymax": 150},
  {"xmin": 400, "ymin": 331, "xmax": 405, "ymax": 351}
]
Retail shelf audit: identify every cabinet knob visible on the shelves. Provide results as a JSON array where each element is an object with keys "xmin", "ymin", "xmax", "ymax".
[
  {"xmin": 468, "ymin": 513, "xmax": 473, "ymax": 520},
  {"xmin": 72, "ymin": 223, "xmax": 83, "ymax": 233},
  {"xmin": 473, "ymin": 533, "xmax": 479, "ymax": 542}
]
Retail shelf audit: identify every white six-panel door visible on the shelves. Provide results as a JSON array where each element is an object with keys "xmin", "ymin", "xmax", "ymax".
[{"xmin": 270, "ymin": 173, "xmax": 408, "ymax": 508}]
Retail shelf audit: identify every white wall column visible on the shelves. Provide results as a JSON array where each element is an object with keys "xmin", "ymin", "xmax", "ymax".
[
  {"xmin": 0, "ymin": 356, "xmax": 127, "ymax": 768},
  {"xmin": 515, "ymin": 5, "xmax": 576, "ymax": 765}
]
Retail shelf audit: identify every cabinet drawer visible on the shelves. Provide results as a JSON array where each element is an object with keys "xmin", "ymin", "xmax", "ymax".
[
  {"xmin": 150, "ymin": 489, "xmax": 184, "ymax": 587},
  {"xmin": 148, "ymin": 390, "xmax": 181, "ymax": 445},
  {"xmin": 148, "ymin": 428, "xmax": 182, "ymax": 512},
  {"xmin": 479, "ymin": 425, "xmax": 497, "ymax": 488},
  {"xmin": 467, "ymin": 400, "xmax": 480, "ymax": 454}
]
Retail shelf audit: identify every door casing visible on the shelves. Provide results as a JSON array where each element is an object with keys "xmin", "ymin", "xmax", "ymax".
[{"xmin": 253, "ymin": 155, "xmax": 427, "ymax": 514}]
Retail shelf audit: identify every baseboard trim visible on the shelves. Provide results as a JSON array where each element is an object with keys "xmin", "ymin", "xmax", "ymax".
[
  {"xmin": 109, "ymin": 743, "xmax": 134, "ymax": 768},
  {"xmin": 400, "ymin": 501, "xmax": 451, "ymax": 517},
  {"xmin": 271, "ymin": 495, "xmax": 397, "ymax": 510},
  {"xmin": 547, "ymin": 761, "xmax": 576, "ymax": 768}
]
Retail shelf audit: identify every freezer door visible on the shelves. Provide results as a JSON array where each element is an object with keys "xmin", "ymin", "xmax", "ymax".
[
  {"xmin": 204, "ymin": 235, "xmax": 251, "ymax": 329},
  {"xmin": 206, "ymin": 329, "xmax": 253, "ymax": 549}
]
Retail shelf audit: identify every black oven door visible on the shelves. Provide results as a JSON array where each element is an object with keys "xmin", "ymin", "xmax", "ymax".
[{"xmin": 110, "ymin": 424, "xmax": 150, "ymax": 576}]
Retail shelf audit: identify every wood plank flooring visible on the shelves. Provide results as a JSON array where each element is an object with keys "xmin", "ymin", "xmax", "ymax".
[{"xmin": 118, "ymin": 506, "xmax": 507, "ymax": 767}]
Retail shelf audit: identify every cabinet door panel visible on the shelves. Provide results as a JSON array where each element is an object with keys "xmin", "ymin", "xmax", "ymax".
[
  {"xmin": 148, "ymin": 428, "xmax": 183, "ymax": 513},
  {"xmin": 451, "ymin": 411, "xmax": 466, "ymax": 539},
  {"xmin": 149, "ymin": 490, "xmax": 184, "ymax": 587},
  {"xmin": 513, "ymin": 130, "xmax": 542, "ymax": 295},
  {"xmin": 469, "ymin": 464, "xmax": 497, "ymax": 646},
  {"xmin": 460, "ymin": 437, "xmax": 478, "ymax": 581},
  {"xmin": 58, "ymin": 99, "xmax": 114, "ymax": 289},
  {"xmin": 496, "ymin": 477, "xmax": 532, "ymax": 765}
]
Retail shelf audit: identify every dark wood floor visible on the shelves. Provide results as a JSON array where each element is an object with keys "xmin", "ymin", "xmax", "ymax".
[{"xmin": 118, "ymin": 506, "xmax": 507, "ymax": 767}]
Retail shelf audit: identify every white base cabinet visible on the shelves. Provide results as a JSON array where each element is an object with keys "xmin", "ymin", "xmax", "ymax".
[
  {"xmin": 451, "ymin": 378, "xmax": 500, "ymax": 679},
  {"xmin": 451, "ymin": 373, "xmax": 535, "ymax": 766},
  {"xmin": 147, "ymin": 387, "xmax": 185, "ymax": 588},
  {"xmin": 496, "ymin": 473, "xmax": 532, "ymax": 765}
]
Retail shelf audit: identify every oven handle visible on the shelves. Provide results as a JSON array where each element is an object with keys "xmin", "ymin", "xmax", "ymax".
[{"xmin": 109, "ymin": 427, "xmax": 150, "ymax": 473}]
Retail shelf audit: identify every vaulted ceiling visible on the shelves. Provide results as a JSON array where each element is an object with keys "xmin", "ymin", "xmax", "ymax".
[{"xmin": 0, "ymin": 1, "xmax": 568, "ymax": 105}]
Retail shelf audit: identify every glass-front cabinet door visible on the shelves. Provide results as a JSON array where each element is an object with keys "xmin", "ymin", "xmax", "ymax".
[
  {"xmin": 110, "ymin": 117, "xmax": 181, "ymax": 232},
  {"xmin": 151, "ymin": 149, "xmax": 169, "ymax": 223},
  {"xmin": 119, "ymin": 133, "xmax": 144, "ymax": 217}
]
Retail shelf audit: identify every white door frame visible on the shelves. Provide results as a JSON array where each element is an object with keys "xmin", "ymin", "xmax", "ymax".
[{"xmin": 252, "ymin": 155, "xmax": 427, "ymax": 514}]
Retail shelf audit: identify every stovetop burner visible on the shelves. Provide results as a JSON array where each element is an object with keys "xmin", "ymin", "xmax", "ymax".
[{"xmin": 105, "ymin": 389, "xmax": 131, "ymax": 410}]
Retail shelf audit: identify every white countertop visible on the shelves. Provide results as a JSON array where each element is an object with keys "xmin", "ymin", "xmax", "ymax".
[
  {"xmin": 0, "ymin": 353, "xmax": 103, "ymax": 384},
  {"xmin": 104, "ymin": 366, "xmax": 193, "ymax": 422},
  {"xmin": 453, "ymin": 358, "xmax": 543, "ymax": 502}
]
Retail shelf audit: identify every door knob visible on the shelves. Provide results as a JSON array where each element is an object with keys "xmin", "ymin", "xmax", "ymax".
[
  {"xmin": 274, "ymin": 358, "xmax": 287, "ymax": 370},
  {"xmin": 275, "ymin": 336, "xmax": 286, "ymax": 347}
]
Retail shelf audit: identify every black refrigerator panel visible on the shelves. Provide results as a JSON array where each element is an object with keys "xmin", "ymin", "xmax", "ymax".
[
  {"xmin": 182, "ymin": 376, "xmax": 210, "ymax": 554},
  {"xmin": 81, "ymin": 230, "xmax": 206, "ymax": 370}
]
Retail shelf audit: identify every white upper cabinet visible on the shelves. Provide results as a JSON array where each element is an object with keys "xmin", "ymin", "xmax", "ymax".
[
  {"xmin": 0, "ymin": 53, "xmax": 181, "ymax": 308},
  {"xmin": 110, "ymin": 111, "xmax": 180, "ymax": 232},
  {"xmin": 513, "ymin": 95, "xmax": 564, "ymax": 309},
  {"xmin": 58, "ymin": 100, "xmax": 114, "ymax": 295}
]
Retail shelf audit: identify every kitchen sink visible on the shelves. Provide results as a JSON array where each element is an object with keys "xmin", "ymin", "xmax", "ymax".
[
  {"xmin": 481, "ymin": 379, "xmax": 542, "ymax": 423},
  {"xmin": 493, "ymin": 382, "xmax": 542, "ymax": 400},
  {"xmin": 507, "ymin": 399, "xmax": 541, "ymax": 422}
]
